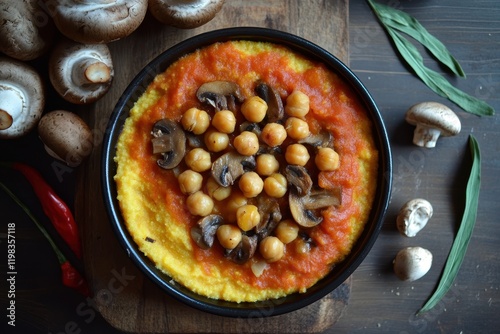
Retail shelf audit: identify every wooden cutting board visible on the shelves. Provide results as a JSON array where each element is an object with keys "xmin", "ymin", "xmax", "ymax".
[{"xmin": 75, "ymin": 1, "xmax": 350, "ymax": 332}]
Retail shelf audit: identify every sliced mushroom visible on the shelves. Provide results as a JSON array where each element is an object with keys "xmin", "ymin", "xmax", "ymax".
[
  {"xmin": 239, "ymin": 122, "xmax": 261, "ymax": 136},
  {"xmin": 284, "ymin": 165, "xmax": 313, "ymax": 196},
  {"xmin": 255, "ymin": 81, "xmax": 284, "ymax": 123},
  {"xmin": 49, "ymin": 0, "xmax": 148, "ymax": 44},
  {"xmin": 405, "ymin": 102, "xmax": 461, "ymax": 148},
  {"xmin": 396, "ymin": 199, "xmax": 433, "ymax": 237},
  {"xmin": 225, "ymin": 234, "xmax": 258, "ymax": 264},
  {"xmin": 149, "ymin": 0, "xmax": 225, "ymax": 29},
  {"xmin": 190, "ymin": 214, "xmax": 223, "ymax": 249},
  {"xmin": 299, "ymin": 130, "xmax": 334, "ymax": 148},
  {"xmin": 0, "ymin": 57, "xmax": 44, "ymax": 139},
  {"xmin": 289, "ymin": 187, "xmax": 341, "ymax": 227},
  {"xmin": 196, "ymin": 81, "xmax": 244, "ymax": 111},
  {"xmin": 49, "ymin": 39, "xmax": 114, "ymax": 104},
  {"xmin": 255, "ymin": 196, "xmax": 282, "ymax": 240},
  {"xmin": 0, "ymin": 0, "xmax": 55, "ymax": 61},
  {"xmin": 211, "ymin": 151, "xmax": 256, "ymax": 187},
  {"xmin": 152, "ymin": 119, "xmax": 186, "ymax": 169},
  {"xmin": 185, "ymin": 132, "xmax": 204, "ymax": 148}
]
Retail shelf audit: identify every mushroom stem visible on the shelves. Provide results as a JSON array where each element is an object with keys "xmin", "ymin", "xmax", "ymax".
[
  {"xmin": 72, "ymin": 59, "xmax": 112, "ymax": 86},
  {"xmin": 0, "ymin": 88, "xmax": 23, "ymax": 130},
  {"xmin": 0, "ymin": 109, "xmax": 13, "ymax": 130},
  {"xmin": 412, "ymin": 124, "xmax": 442, "ymax": 148}
]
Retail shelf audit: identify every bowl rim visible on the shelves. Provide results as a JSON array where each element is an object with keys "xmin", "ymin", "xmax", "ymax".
[{"xmin": 101, "ymin": 27, "xmax": 392, "ymax": 318}]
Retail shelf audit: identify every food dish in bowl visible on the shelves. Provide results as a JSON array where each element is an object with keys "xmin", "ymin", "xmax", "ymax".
[{"xmin": 102, "ymin": 27, "xmax": 392, "ymax": 317}]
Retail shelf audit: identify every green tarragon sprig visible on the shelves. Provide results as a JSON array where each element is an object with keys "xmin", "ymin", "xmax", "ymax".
[
  {"xmin": 417, "ymin": 135, "xmax": 482, "ymax": 314},
  {"xmin": 367, "ymin": 0, "xmax": 495, "ymax": 116}
]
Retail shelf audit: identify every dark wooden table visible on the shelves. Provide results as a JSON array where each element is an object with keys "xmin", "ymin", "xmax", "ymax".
[{"xmin": 1, "ymin": 1, "xmax": 499, "ymax": 333}]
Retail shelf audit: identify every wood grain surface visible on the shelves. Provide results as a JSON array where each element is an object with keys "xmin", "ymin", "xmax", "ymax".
[
  {"xmin": 74, "ymin": 1, "xmax": 350, "ymax": 332},
  {"xmin": 1, "ymin": 1, "xmax": 499, "ymax": 333}
]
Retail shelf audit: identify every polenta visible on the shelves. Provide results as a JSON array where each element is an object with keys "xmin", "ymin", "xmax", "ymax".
[{"xmin": 114, "ymin": 41, "xmax": 378, "ymax": 302}]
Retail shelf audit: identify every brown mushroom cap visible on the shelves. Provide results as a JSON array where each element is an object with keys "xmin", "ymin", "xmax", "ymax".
[
  {"xmin": 50, "ymin": 0, "xmax": 148, "ymax": 44},
  {"xmin": 405, "ymin": 102, "xmax": 461, "ymax": 148},
  {"xmin": 38, "ymin": 110, "xmax": 94, "ymax": 167},
  {"xmin": 0, "ymin": 0, "xmax": 54, "ymax": 60},
  {"xmin": 0, "ymin": 57, "xmax": 45, "ymax": 139},
  {"xmin": 149, "ymin": 0, "xmax": 225, "ymax": 29},
  {"xmin": 49, "ymin": 40, "xmax": 114, "ymax": 104}
]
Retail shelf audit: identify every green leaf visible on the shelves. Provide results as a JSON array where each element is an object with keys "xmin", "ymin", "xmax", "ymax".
[
  {"xmin": 417, "ymin": 135, "xmax": 482, "ymax": 314},
  {"xmin": 366, "ymin": 0, "xmax": 495, "ymax": 116},
  {"xmin": 387, "ymin": 28, "xmax": 494, "ymax": 116},
  {"xmin": 369, "ymin": 1, "xmax": 465, "ymax": 77}
]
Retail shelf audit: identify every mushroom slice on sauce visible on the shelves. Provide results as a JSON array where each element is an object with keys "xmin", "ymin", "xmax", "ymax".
[
  {"xmin": 255, "ymin": 196, "xmax": 282, "ymax": 240},
  {"xmin": 211, "ymin": 151, "xmax": 256, "ymax": 187},
  {"xmin": 152, "ymin": 119, "xmax": 186, "ymax": 169},
  {"xmin": 299, "ymin": 130, "xmax": 334, "ymax": 148},
  {"xmin": 284, "ymin": 165, "xmax": 313, "ymax": 196},
  {"xmin": 239, "ymin": 122, "xmax": 261, "ymax": 136},
  {"xmin": 289, "ymin": 187, "xmax": 341, "ymax": 228},
  {"xmin": 196, "ymin": 81, "xmax": 244, "ymax": 111},
  {"xmin": 225, "ymin": 234, "xmax": 258, "ymax": 264},
  {"xmin": 255, "ymin": 81, "xmax": 284, "ymax": 123},
  {"xmin": 190, "ymin": 214, "xmax": 223, "ymax": 249}
]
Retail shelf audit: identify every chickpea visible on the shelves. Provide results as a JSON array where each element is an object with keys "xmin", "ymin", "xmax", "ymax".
[
  {"xmin": 241, "ymin": 96, "xmax": 268, "ymax": 123},
  {"xmin": 275, "ymin": 219, "xmax": 299, "ymax": 244},
  {"xmin": 285, "ymin": 143, "xmax": 310, "ymax": 166},
  {"xmin": 236, "ymin": 204, "xmax": 260, "ymax": 231},
  {"xmin": 263, "ymin": 173, "xmax": 287, "ymax": 198},
  {"xmin": 238, "ymin": 171, "xmax": 263, "ymax": 198},
  {"xmin": 315, "ymin": 147, "xmax": 340, "ymax": 171},
  {"xmin": 204, "ymin": 129, "xmax": 229, "ymax": 152},
  {"xmin": 185, "ymin": 148, "xmax": 212, "ymax": 172},
  {"xmin": 177, "ymin": 169, "xmax": 203, "ymax": 194},
  {"xmin": 261, "ymin": 122, "xmax": 287, "ymax": 147},
  {"xmin": 285, "ymin": 117, "xmax": 310, "ymax": 140},
  {"xmin": 285, "ymin": 90, "xmax": 310, "ymax": 118},
  {"xmin": 295, "ymin": 238, "xmax": 311, "ymax": 254},
  {"xmin": 212, "ymin": 110, "xmax": 236, "ymax": 134},
  {"xmin": 225, "ymin": 191, "xmax": 248, "ymax": 222},
  {"xmin": 217, "ymin": 224, "xmax": 242, "ymax": 250},
  {"xmin": 186, "ymin": 191, "xmax": 214, "ymax": 216},
  {"xmin": 256, "ymin": 154, "xmax": 279, "ymax": 176},
  {"xmin": 259, "ymin": 236, "xmax": 284, "ymax": 262},
  {"xmin": 233, "ymin": 131, "xmax": 259, "ymax": 156},
  {"xmin": 181, "ymin": 107, "xmax": 210, "ymax": 135},
  {"xmin": 206, "ymin": 177, "xmax": 232, "ymax": 201}
]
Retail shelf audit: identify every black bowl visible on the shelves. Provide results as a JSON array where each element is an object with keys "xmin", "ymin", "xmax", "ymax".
[{"xmin": 102, "ymin": 27, "xmax": 392, "ymax": 318}]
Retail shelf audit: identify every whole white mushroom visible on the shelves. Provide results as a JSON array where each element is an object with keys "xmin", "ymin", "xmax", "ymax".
[
  {"xmin": 49, "ymin": 39, "xmax": 114, "ymax": 104},
  {"xmin": 405, "ymin": 102, "xmax": 461, "ymax": 148},
  {"xmin": 397, "ymin": 198, "xmax": 433, "ymax": 237},
  {"xmin": 149, "ymin": 0, "xmax": 225, "ymax": 28},
  {"xmin": 38, "ymin": 110, "xmax": 94, "ymax": 167},
  {"xmin": 49, "ymin": 0, "xmax": 148, "ymax": 44},
  {"xmin": 393, "ymin": 246, "xmax": 433, "ymax": 282},
  {"xmin": 0, "ymin": 57, "xmax": 45, "ymax": 139}
]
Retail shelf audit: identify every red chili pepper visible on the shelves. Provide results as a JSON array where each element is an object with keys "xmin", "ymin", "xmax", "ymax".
[
  {"xmin": 0, "ymin": 182, "xmax": 90, "ymax": 297},
  {"xmin": 9, "ymin": 162, "xmax": 82, "ymax": 258},
  {"xmin": 61, "ymin": 261, "xmax": 90, "ymax": 297}
]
